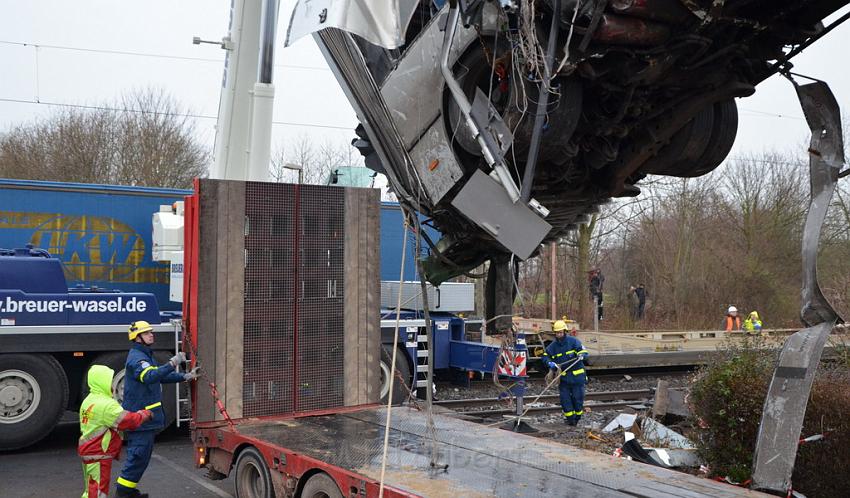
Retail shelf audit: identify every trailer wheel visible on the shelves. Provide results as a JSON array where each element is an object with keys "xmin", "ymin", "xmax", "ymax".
[
  {"xmin": 0, "ymin": 354, "xmax": 68, "ymax": 450},
  {"xmin": 380, "ymin": 346, "xmax": 410, "ymax": 405},
  {"xmin": 301, "ymin": 472, "xmax": 343, "ymax": 498},
  {"xmin": 235, "ymin": 447, "xmax": 273, "ymax": 498}
]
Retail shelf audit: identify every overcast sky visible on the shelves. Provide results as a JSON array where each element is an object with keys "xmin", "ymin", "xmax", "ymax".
[{"xmin": 1, "ymin": 1, "xmax": 848, "ymax": 170}]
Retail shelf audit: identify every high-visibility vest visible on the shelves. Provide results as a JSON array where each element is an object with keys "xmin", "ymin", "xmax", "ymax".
[
  {"xmin": 725, "ymin": 316, "xmax": 741, "ymax": 331},
  {"xmin": 78, "ymin": 365, "xmax": 131, "ymax": 462},
  {"xmin": 744, "ymin": 318, "xmax": 763, "ymax": 332}
]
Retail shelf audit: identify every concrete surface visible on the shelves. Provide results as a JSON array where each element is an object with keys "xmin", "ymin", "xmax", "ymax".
[{"xmin": 0, "ymin": 413, "xmax": 235, "ymax": 498}]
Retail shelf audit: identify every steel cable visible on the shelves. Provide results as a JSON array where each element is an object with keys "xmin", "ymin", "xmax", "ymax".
[{"xmin": 378, "ymin": 218, "xmax": 410, "ymax": 498}]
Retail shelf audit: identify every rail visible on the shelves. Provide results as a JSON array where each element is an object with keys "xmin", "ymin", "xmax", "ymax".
[{"xmin": 436, "ymin": 388, "xmax": 652, "ymax": 416}]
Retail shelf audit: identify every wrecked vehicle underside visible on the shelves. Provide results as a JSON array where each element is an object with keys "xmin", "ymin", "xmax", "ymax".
[{"xmin": 315, "ymin": 0, "xmax": 849, "ymax": 326}]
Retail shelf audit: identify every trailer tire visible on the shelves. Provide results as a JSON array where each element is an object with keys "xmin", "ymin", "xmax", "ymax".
[
  {"xmin": 80, "ymin": 352, "xmax": 127, "ymax": 403},
  {"xmin": 301, "ymin": 472, "xmax": 343, "ymax": 498},
  {"xmin": 380, "ymin": 346, "xmax": 411, "ymax": 406},
  {"xmin": 0, "ymin": 354, "xmax": 69, "ymax": 450},
  {"xmin": 235, "ymin": 447, "xmax": 273, "ymax": 498}
]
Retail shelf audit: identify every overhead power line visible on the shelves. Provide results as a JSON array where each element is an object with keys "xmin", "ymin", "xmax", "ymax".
[
  {"xmin": 0, "ymin": 39, "xmax": 330, "ymax": 71},
  {"xmin": 0, "ymin": 97, "xmax": 355, "ymax": 131},
  {"xmin": 0, "ymin": 41, "xmax": 817, "ymax": 123},
  {"xmin": 738, "ymin": 108, "xmax": 805, "ymax": 121}
]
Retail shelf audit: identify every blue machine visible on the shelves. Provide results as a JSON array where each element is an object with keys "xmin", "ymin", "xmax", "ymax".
[
  {"xmin": 0, "ymin": 179, "xmax": 191, "ymax": 311},
  {"xmin": 380, "ymin": 309, "xmax": 503, "ymax": 379},
  {"xmin": 0, "ymin": 246, "xmax": 162, "ymax": 326},
  {"xmin": 377, "ymin": 203, "xmax": 440, "ymax": 282}
]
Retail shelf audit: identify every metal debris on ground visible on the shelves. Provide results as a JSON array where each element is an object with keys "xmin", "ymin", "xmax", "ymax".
[
  {"xmin": 604, "ymin": 413, "xmax": 703, "ymax": 469},
  {"xmin": 638, "ymin": 417, "xmax": 695, "ymax": 450},
  {"xmin": 620, "ymin": 432, "xmax": 669, "ymax": 468},
  {"xmin": 602, "ymin": 413, "xmax": 637, "ymax": 433},
  {"xmin": 646, "ymin": 448, "xmax": 702, "ymax": 468}
]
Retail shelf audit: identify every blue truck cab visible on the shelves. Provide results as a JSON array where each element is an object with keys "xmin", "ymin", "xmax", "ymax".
[{"xmin": 0, "ymin": 246, "xmax": 162, "ymax": 327}]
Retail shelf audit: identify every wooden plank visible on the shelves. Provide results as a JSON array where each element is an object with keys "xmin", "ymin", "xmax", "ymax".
[
  {"xmin": 223, "ymin": 181, "xmax": 245, "ymax": 418},
  {"xmin": 358, "ymin": 190, "xmax": 370, "ymax": 404},
  {"xmin": 342, "ymin": 188, "xmax": 381, "ymax": 405},
  {"xmin": 195, "ymin": 179, "xmax": 219, "ymax": 423},
  {"xmin": 357, "ymin": 191, "xmax": 368, "ymax": 405},
  {"xmin": 343, "ymin": 189, "xmax": 361, "ymax": 405},
  {"xmin": 364, "ymin": 191, "xmax": 381, "ymax": 402},
  {"xmin": 213, "ymin": 181, "xmax": 230, "ymax": 421}
]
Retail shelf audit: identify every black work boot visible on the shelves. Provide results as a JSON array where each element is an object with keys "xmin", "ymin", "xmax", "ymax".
[{"xmin": 115, "ymin": 486, "xmax": 148, "ymax": 498}]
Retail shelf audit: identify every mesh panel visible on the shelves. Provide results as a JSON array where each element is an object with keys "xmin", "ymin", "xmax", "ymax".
[
  {"xmin": 242, "ymin": 182, "xmax": 345, "ymax": 416},
  {"xmin": 243, "ymin": 182, "xmax": 296, "ymax": 416},
  {"xmin": 297, "ymin": 185, "xmax": 345, "ymax": 412}
]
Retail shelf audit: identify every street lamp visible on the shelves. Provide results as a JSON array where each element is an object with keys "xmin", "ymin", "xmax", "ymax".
[{"xmin": 282, "ymin": 162, "xmax": 303, "ymax": 184}]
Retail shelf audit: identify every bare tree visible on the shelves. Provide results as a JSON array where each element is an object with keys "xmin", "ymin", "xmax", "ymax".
[
  {"xmin": 0, "ymin": 88, "xmax": 208, "ymax": 188},
  {"xmin": 270, "ymin": 135, "xmax": 367, "ymax": 186},
  {"xmin": 112, "ymin": 89, "xmax": 209, "ymax": 187}
]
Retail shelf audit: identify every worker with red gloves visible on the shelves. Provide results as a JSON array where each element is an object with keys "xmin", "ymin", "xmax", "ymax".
[
  {"xmin": 78, "ymin": 364, "xmax": 153, "ymax": 498},
  {"xmin": 542, "ymin": 319, "xmax": 589, "ymax": 426}
]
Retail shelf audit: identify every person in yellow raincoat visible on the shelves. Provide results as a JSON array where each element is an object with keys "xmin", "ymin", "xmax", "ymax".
[{"xmin": 78, "ymin": 364, "xmax": 152, "ymax": 498}]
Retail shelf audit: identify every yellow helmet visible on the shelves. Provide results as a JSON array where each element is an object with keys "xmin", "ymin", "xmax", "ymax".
[
  {"xmin": 553, "ymin": 320, "xmax": 569, "ymax": 332},
  {"xmin": 128, "ymin": 320, "xmax": 153, "ymax": 341}
]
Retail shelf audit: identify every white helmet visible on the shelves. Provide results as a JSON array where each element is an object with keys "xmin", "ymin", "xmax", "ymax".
[{"xmin": 727, "ymin": 306, "xmax": 738, "ymax": 314}]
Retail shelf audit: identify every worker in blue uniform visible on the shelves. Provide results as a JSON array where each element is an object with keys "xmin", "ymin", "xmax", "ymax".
[
  {"xmin": 115, "ymin": 320, "xmax": 199, "ymax": 498},
  {"xmin": 541, "ymin": 319, "xmax": 589, "ymax": 426}
]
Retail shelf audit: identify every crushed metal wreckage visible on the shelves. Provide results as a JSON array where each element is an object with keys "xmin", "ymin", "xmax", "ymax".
[{"xmin": 306, "ymin": 0, "xmax": 850, "ymax": 330}]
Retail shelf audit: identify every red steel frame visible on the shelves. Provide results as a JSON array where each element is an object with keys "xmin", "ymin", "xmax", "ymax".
[
  {"xmin": 184, "ymin": 182, "xmax": 200, "ymax": 418},
  {"xmin": 192, "ymin": 417, "xmax": 414, "ymax": 498},
  {"xmin": 184, "ymin": 182, "xmax": 415, "ymax": 497}
]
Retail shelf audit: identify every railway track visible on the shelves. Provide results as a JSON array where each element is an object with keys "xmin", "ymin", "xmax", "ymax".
[
  {"xmin": 450, "ymin": 365, "xmax": 694, "ymax": 385},
  {"xmin": 587, "ymin": 366, "xmax": 694, "ymax": 383},
  {"xmin": 435, "ymin": 388, "xmax": 653, "ymax": 417}
]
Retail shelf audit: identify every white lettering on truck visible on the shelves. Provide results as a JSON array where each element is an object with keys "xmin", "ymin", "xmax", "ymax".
[{"xmin": 0, "ymin": 296, "xmax": 148, "ymax": 314}]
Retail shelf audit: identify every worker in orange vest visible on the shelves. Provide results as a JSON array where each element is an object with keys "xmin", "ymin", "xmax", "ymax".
[{"xmin": 723, "ymin": 306, "xmax": 742, "ymax": 331}]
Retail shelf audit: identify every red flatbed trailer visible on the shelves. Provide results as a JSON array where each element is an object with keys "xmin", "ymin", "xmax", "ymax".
[{"xmin": 191, "ymin": 404, "xmax": 770, "ymax": 498}]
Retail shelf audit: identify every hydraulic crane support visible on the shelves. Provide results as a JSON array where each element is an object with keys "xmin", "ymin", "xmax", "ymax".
[
  {"xmin": 751, "ymin": 77, "xmax": 845, "ymax": 494},
  {"xmin": 210, "ymin": 0, "xmax": 277, "ymax": 182}
]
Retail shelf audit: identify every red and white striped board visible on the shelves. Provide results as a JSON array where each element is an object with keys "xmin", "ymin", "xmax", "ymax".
[{"xmin": 497, "ymin": 349, "xmax": 527, "ymax": 377}]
